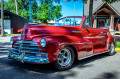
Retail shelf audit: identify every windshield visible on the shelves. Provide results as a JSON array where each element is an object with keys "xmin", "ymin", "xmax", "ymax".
[{"xmin": 55, "ymin": 17, "xmax": 83, "ymax": 26}]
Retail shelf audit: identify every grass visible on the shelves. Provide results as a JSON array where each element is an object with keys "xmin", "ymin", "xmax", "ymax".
[
  {"xmin": 116, "ymin": 41, "xmax": 120, "ymax": 48},
  {"xmin": 2, "ymin": 34, "xmax": 21, "ymax": 37}
]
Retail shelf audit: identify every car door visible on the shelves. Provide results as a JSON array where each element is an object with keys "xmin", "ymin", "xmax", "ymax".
[{"xmin": 81, "ymin": 18, "xmax": 107, "ymax": 53}]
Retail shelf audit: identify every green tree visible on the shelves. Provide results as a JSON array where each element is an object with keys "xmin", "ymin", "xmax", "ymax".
[
  {"xmin": 0, "ymin": 0, "xmax": 38, "ymax": 20},
  {"xmin": 0, "ymin": 0, "xmax": 62, "ymax": 23},
  {"xmin": 37, "ymin": 0, "xmax": 62, "ymax": 23}
]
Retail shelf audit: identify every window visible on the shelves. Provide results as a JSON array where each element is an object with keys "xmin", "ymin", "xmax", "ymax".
[{"xmin": 83, "ymin": 17, "xmax": 91, "ymax": 27}]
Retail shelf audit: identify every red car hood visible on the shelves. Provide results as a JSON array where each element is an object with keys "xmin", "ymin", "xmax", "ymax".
[{"xmin": 21, "ymin": 25, "xmax": 80, "ymax": 40}]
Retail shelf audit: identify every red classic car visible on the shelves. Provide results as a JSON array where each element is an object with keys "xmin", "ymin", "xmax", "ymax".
[{"xmin": 8, "ymin": 16, "xmax": 116, "ymax": 70}]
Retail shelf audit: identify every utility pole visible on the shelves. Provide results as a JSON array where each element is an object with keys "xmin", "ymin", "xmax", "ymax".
[
  {"xmin": 29, "ymin": 0, "xmax": 32, "ymax": 22},
  {"xmin": 74, "ymin": 0, "xmax": 75, "ymax": 16},
  {"xmin": 1, "ymin": 0, "xmax": 4, "ymax": 36},
  {"xmin": 15, "ymin": 0, "xmax": 18, "ymax": 15}
]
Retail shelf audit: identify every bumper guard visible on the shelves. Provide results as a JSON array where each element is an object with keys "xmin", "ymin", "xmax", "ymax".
[{"xmin": 8, "ymin": 49, "xmax": 49, "ymax": 64}]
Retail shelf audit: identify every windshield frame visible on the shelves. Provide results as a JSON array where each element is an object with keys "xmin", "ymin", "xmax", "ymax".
[{"xmin": 55, "ymin": 16, "xmax": 84, "ymax": 27}]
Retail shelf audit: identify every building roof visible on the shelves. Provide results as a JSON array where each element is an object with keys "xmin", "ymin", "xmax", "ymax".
[
  {"xmin": 0, "ymin": 10, "xmax": 29, "ymax": 21},
  {"xmin": 84, "ymin": 0, "xmax": 120, "ymax": 16}
]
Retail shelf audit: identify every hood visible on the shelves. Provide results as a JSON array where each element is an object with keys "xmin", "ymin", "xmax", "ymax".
[{"xmin": 21, "ymin": 25, "xmax": 81, "ymax": 40}]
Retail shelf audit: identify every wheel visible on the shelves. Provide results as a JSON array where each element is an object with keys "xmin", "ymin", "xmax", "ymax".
[
  {"xmin": 107, "ymin": 42, "xmax": 116, "ymax": 56},
  {"xmin": 54, "ymin": 47, "xmax": 74, "ymax": 70}
]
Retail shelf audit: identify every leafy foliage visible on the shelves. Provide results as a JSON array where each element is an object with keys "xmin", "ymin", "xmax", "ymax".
[
  {"xmin": 116, "ymin": 41, "xmax": 120, "ymax": 48},
  {"xmin": 37, "ymin": 0, "xmax": 62, "ymax": 23},
  {"xmin": 1, "ymin": 0, "xmax": 37, "ymax": 20},
  {"xmin": 0, "ymin": 0, "xmax": 62, "ymax": 23}
]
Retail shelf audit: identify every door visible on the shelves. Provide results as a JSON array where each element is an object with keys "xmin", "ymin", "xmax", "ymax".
[
  {"xmin": 82, "ymin": 18, "xmax": 107, "ymax": 53},
  {"xmin": 0, "ymin": 19, "xmax": 11, "ymax": 34},
  {"xmin": 97, "ymin": 19, "xmax": 106, "ymax": 27}
]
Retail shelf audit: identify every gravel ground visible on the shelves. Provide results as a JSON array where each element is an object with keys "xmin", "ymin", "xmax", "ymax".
[{"xmin": 0, "ymin": 37, "xmax": 120, "ymax": 79}]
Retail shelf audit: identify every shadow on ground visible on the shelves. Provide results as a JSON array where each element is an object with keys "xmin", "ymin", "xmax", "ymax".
[
  {"xmin": 7, "ymin": 53, "xmax": 109, "ymax": 73},
  {"xmin": 93, "ymin": 71, "xmax": 119, "ymax": 79},
  {"xmin": 0, "ymin": 42, "xmax": 118, "ymax": 79},
  {"xmin": 0, "ymin": 42, "xmax": 11, "ymax": 55}
]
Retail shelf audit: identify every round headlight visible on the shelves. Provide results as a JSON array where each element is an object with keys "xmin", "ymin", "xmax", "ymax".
[
  {"xmin": 10, "ymin": 38, "xmax": 14, "ymax": 44},
  {"xmin": 40, "ymin": 38, "xmax": 46, "ymax": 47}
]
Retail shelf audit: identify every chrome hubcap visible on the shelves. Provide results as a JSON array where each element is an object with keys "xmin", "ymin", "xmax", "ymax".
[
  {"xmin": 110, "ymin": 43, "xmax": 115, "ymax": 53},
  {"xmin": 58, "ymin": 48, "xmax": 71, "ymax": 67}
]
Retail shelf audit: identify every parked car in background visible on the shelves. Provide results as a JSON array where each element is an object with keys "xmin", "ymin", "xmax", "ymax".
[
  {"xmin": 8, "ymin": 16, "xmax": 116, "ymax": 70},
  {"xmin": 17, "ymin": 23, "xmax": 48, "ymax": 33}
]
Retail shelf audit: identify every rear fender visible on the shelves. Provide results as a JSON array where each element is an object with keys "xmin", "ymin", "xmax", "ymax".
[{"xmin": 106, "ymin": 35, "xmax": 116, "ymax": 49}]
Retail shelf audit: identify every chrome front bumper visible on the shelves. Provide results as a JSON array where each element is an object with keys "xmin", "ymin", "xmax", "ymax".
[{"xmin": 8, "ymin": 49, "xmax": 49, "ymax": 64}]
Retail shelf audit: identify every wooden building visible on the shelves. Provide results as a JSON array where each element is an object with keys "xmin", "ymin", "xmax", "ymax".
[
  {"xmin": 0, "ymin": 10, "xmax": 29, "ymax": 34},
  {"xmin": 84, "ymin": 0, "xmax": 120, "ymax": 34}
]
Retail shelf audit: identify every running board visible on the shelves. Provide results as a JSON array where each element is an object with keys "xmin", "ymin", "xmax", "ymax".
[{"xmin": 79, "ymin": 50, "xmax": 109, "ymax": 60}]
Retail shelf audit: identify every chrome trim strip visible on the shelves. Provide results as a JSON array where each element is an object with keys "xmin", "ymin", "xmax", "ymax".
[
  {"xmin": 79, "ymin": 50, "xmax": 109, "ymax": 60},
  {"xmin": 21, "ymin": 47, "xmax": 41, "ymax": 50},
  {"xmin": 107, "ymin": 44, "xmax": 110, "ymax": 50},
  {"xmin": 72, "ymin": 31, "xmax": 82, "ymax": 33},
  {"xmin": 22, "ymin": 34, "xmax": 26, "ymax": 36},
  {"xmin": 13, "ymin": 40, "xmax": 41, "ymax": 54},
  {"xmin": 12, "ymin": 48, "xmax": 18, "ymax": 51},
  {"xmin": 27, "ymin": 45, "xmax": 39, "ymax": 46},
  {"xmin": 14, "ymin": 46, "xmax": 19, "ymax": 47},
  {"xmin": 14, "ymin": 43, "xmax": 19, "ymax": 45},
  {"xmin": 17, "ymin": 40, "xmax": 37, "ymax": 44},
  {"xmin": 81, "ymin": 28, "xmax": 108, "ymax": 30},
  {"xmin": 21, "ymin": 51, "xmax": 40, "ymax": 53}
]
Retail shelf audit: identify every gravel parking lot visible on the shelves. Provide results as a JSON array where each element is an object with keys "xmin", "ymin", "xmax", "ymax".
[{"xmin": 0, "ymin": 37, "xmax": 120, "ymax": 79}]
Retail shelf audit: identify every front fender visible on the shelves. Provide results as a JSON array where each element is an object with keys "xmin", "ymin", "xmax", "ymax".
[
  {"xmin": 12, "ymin": 36, "xmax": 21, "ymax": 47},
  {"xmin": 43, "ymin": 35, "xmax": 92, "ymax": 62},
  {"xmin": 32, "ymin": 35, "xmax": 93, "ymax": 63}
]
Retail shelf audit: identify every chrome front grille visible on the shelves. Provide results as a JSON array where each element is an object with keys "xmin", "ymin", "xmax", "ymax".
[{"xmin": 12, "ymin": 40, "xmax": 40, "ymax": 54}]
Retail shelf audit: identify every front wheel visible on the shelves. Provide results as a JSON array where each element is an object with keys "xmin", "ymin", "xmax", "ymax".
[
  {"xmin": 54, "ymin": 47, "xmax": 74, "ymax": 70},
  {"xmin": 107, "ymin": 42, "xmax": 116, "ymax": 56}
]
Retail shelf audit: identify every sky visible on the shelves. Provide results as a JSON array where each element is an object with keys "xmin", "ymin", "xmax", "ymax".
[
  {"xmin": 4, "ymin": 0, "xmax": 84, "ymax": 17},
  {"xmin": 54, "ymin": 0, "xmax": 84, "ymax": 17}
]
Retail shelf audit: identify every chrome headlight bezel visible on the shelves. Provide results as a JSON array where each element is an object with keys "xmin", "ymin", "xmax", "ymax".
[
  {"xmin": 40, "ymin": 38, "xmax": 46, "ymax": 47},
  {"xmin": 10, "ymin": 38, "xmax": 14, "ymax": 44}
]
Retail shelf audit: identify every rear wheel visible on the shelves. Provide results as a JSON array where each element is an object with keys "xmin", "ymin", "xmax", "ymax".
[
  {"xmin": 54, "ymin": 47, "xmax": 74, "ymax": 70},
  {"xmin": 107, "ymin": 42, "xmax": 116, "ymax": 56}
]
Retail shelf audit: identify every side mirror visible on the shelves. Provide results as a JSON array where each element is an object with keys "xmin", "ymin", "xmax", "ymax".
[{"xmin": 85, "ymin": 23, "xmax": 89, "ymax": 27}]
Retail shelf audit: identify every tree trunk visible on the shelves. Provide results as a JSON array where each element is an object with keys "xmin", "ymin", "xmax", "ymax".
[
  {"xmin": 89, "ymin": 0, "xmax": 93, "ymax": 27},
  {"xmin": 1, "ymin": 0, "xmax": 4, "ymax": 36},
  {"xmin": 15, "ymin": 0, "xmax": 18, "ymax": 15}
]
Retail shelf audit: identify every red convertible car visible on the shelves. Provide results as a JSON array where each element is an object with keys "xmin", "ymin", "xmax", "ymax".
[{"xmin": 8, "ymin": 16, "xmax": 116, "ymax": 70}]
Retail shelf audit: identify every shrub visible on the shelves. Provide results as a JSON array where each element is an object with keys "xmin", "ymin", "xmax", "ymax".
[{"xmin": 116, "ymin": 41, "xmax": 120, "ymax": 48}]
